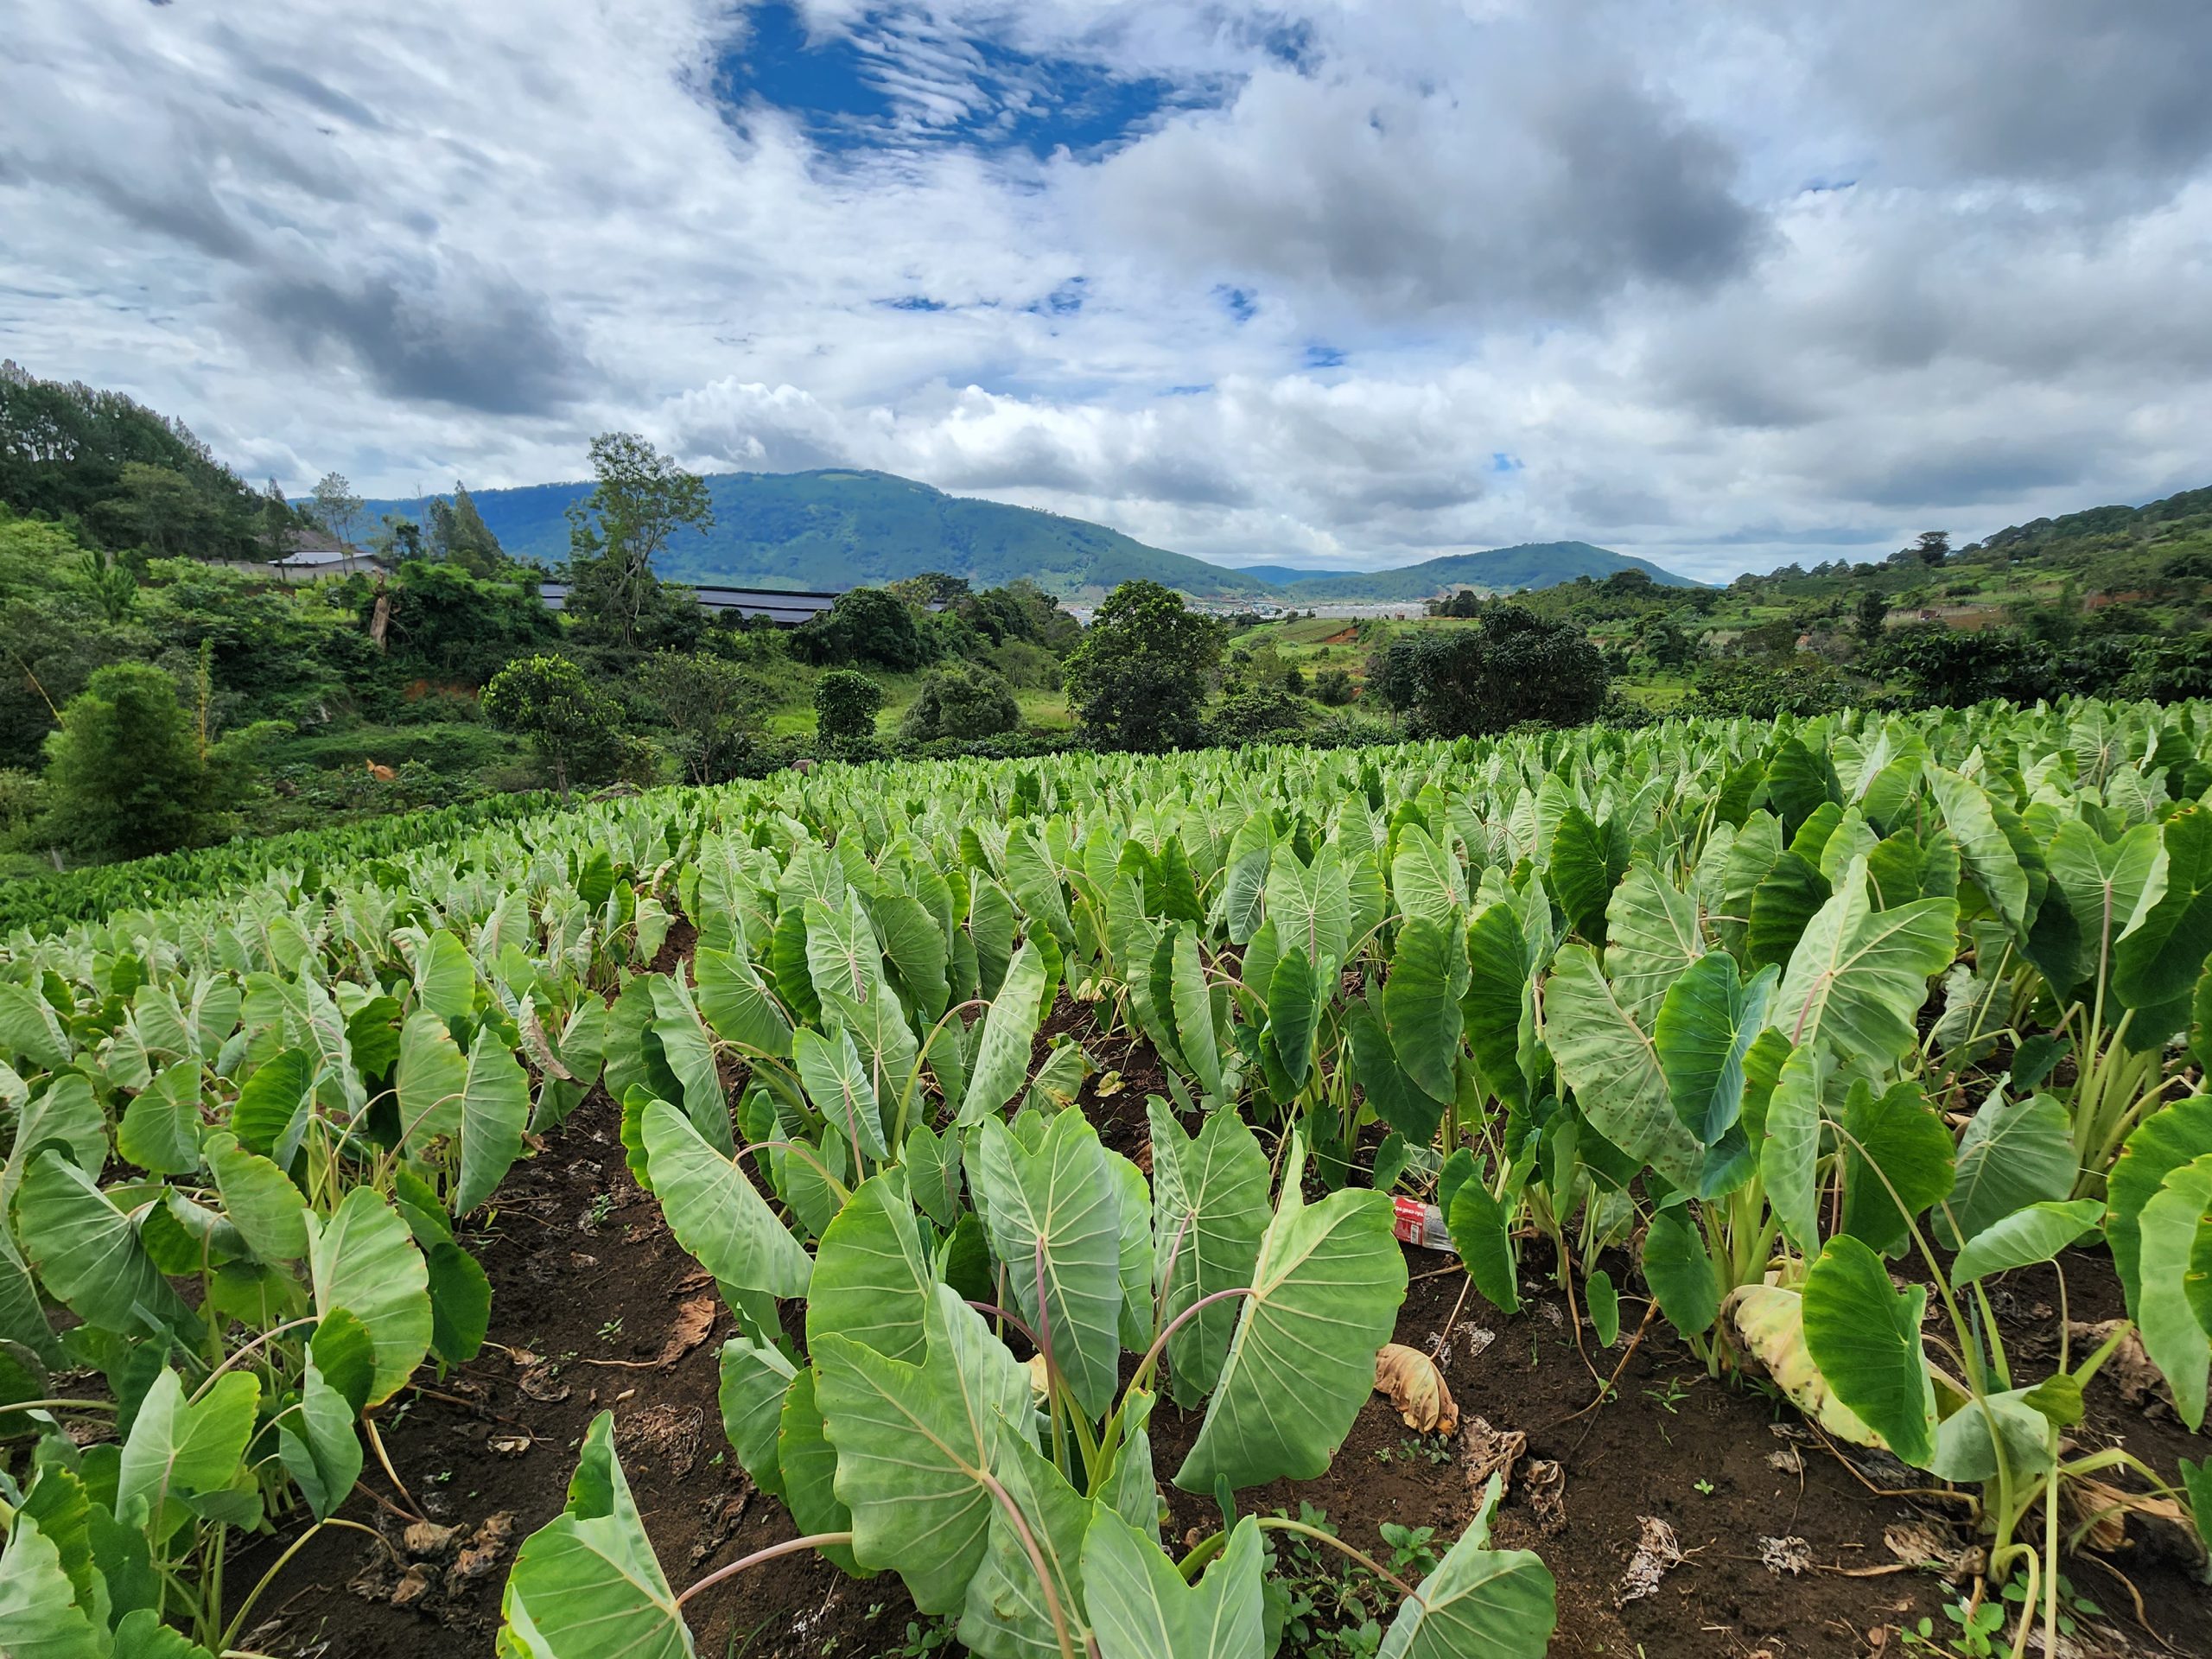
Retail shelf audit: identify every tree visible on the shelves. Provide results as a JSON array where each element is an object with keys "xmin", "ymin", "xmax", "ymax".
[
  {"xmin": 1313, "ymin": 666, "xmax": 1357, "ymax": 705},
  {"xmin": 639, "ymin": 651, "xmax": 765, "ymax": 783},
  {"xmin": 258, "ymin": 480, "xmax": 298, "ymax": 564},
  {"xmin": 812, "ymin": 669, "xmax": 883, "ymax": 747},
  {"xmin": 427, "ymin": 483, "xmax": 506, "ymax": 576},
  {"xmin": 1855, "ymin": 590, "xmax": 1890, "ymax": 643},
  {"xmin": 39, "ymin": 663, "xmax": 220, "ymax": 860},
  {"xmin": 898, "ymin": 662, "xmax": 1019, "ymax": 743},
  {"xmin": 481, "ymin": 654, "xmax": 624, "ymax": 797},
  {"xmin": 796, "ymin": 586, "xmax": 926, "ymax": 671},
  {"xmin": 310, "ymin": 472, "xmax": 365, "ymax": 547},
  {"xmin": 1366, "ymin": 605, "xmax": 1607, "ymax": 736},
  {"xmin": 563, "ymin": 434, "xmax": 713, "ymax": 652},
  {"xmin": 1061, "ymin": 580, "xmax": 1224, "ymax": 750},
  {"xmin": 105, "ymin": 462, "xmax": 213, "ymax": 560},
  {"xmin": 76, "ymin": 547, "xmax": 137, "ymax": 624},
  {"xmin": 1914, "ymin": 530, "xmax": 1950, "ymax": 566}
]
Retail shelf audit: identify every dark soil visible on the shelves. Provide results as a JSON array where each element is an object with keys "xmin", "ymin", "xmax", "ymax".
[{"xmin": 229, "ymin": 991, "xmax": 2212, "ymax": 1659}]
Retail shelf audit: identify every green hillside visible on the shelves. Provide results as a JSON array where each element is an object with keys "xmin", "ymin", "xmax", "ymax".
[
  {"xmin": 365, "ymin": 468, "xmax": 1265, "ymax": 601},
  {"xmin": 1275, "ymin": 541, "xmax": 1699, "ymax": 601}
]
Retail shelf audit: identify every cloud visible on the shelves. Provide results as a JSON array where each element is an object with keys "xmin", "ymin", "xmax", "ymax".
[{"xmin": 0, "ymin": 0, "xmax": 2206, "ymax": 582}]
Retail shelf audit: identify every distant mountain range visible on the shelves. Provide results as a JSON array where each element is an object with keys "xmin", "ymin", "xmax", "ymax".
[{"xmin": 364, "ymin": 467, "xmax": 1698, "ymax": 600}]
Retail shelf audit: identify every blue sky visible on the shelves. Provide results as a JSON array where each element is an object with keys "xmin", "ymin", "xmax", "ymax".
[{"xmin": 4, "ymin": 1, "xmax": 2210, "ymax": 581}]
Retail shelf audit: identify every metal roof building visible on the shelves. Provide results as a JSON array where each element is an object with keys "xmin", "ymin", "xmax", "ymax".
[{"xmin": 537, "ymin": 582, "xmax": 842, "ymax": 626}]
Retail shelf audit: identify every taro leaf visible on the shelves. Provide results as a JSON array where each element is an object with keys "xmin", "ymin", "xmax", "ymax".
[
  {"xmin": 1928, "ymin": 768, "xmax": 2031, "ymax": 933},
  {"xmin": 1105, "ymin": 1149, "xmax": 1154, "ymax": 1351},
  {"xmin": 1263, "ymin": 941, "xmax": 1322, "ymax": 1096},
  {"xmin": 806, "ymin": 1173, "xmax": 933, "ymax": 1366},
  {"xmin": 408, "ymin": 929, "xmax": 478, "ymax": 1020},
  {"xmin": 118, "ymin": 1368, "xmax": 260, "ymax": 1545},
  {"xmin": 1765, "ymin": 736, "xmax": 1840, "ymax": 839},
  {"xmin": 1770, "ymin": 858, "xmax": 1956, "ymax": 1074},
  {"xmin": 1800, "ymin": 1236, "xmax": 1937, "ymax": 1469},
  {"xmin": 1541, "ymin": 944, "xmax": 1705, "ymax": 1192},
  {"xmin": 1547, "ymin": 804, "xmax": 1618, "ymax": 946},
  {"xmin": 958, "ymin": 941, "xmax": 1046, "ymax": 1128},
  {"xmin": 499, "ymin": 1412, "xmax": 693, "ymax": 1659},
  {"xmin": 1376, "ymin": 1473, "xmax": 1558, "ymax": 1659},
  {"xmin": 641, "ymin": 1097, "xmax": 813, "ymax": 1301},
  {"xmin": 694, "ymin": 946, "xmax": 792, "ymax": 1060},
  {"xmin": 2135, "ymin": 1154, "xmax": 2212, "ymax": 1430},
  {"xmin": 426, "ymin": 1241, "xmax": 491, "ymax": 1365},
  {"xmin": 812, "ymin": 1286, "xmax": 1035, "ymax": 1615},
  {"xmin": 1446, "ymin": 1177, "xmax": 1520, "ymax": 1317},
  {"xmin": 1103, "ymin": 1383, "xmax": 1160, "ymax": 1539},
  {"xmin": 1084, "ymin": 1509, "xmax": 1264, "ymax": 1659},
  {"xmin": 276, "ymin": 1353, "xmax": 363, "ymax": 1522},
  {"xmin": 1171, "ymin": 929, "xmax": 1224, "ymax": 1099},
  {"xmin": 0, "ymin": 1224, "xmax": 59, "ymax": 1364},
  {"xmin": 876, "ymin": 889, "xmax": 950, "ymax": 1021},
  {"xmin": 647, "ymin": 975, "xmax": 733, "ymax": 1154},
  {"xmin": 0, "ymin": 1513, "xmax": 106, "ymax": 1659},
  {"xmin": 2114, "ymin": 804, "xmax": 2212, "ymax": 1039},
  {"xmin": 1175, "ymin": 1135, "xmax": 1408, "ymax": 1492},
  {"xmin": 1586, "ymin": 1270, "xmax": 1620, "ymax": 1347},
  {"xmin": 778, "ymin": 1367, "xmax": 860, "ymax": 1576},
  {"xmin": 1758, "ymin": 1042, "xmax": 1827, "ymax": 1257},
  {"xmin": 1463, "ymin": 895, "xmax": 1547, "ymax": 1114},
  {"xmin": 1950, "ymin": 1199, "xmax": 2105, "ymax": 1286},
  {"xmin": 206, "ymin": 1131, "xmax": 309, "ymax": 1262},
  {"xmin": 1347, "ymin": 998, "xmax": 1439, "ymax": 1142},
  {"xmin": 231, "ymin": 1047, "xmax": 315, "ymax": 1162},
  {"xmin": 2045, "ymin": 820, "xmax": 2163, "ymax": 995},
  {"xmin": 1149, "ymin": 1097, "xmax": 1272, "ymax": 1408},
  {"xmin": 3, "ymin": 1072, "xmax": 108, "ymax": 1220},
  {"xmin": 969, "ymin": 1111, "xmax": 1123, "ymax": 1420},
  {"xmin": 1605, "ymin": 861, "xmax": 1706, "ymax": 1030},
  {"xmin": 1641, "ymin": 1206, "xmax": 1719, "ymax": 1338},
  {"xmin": 2178, "ymin": 1457, "xmax": 2212, "ymax": 1563},
  {"xmin": 957, "ymin": 1433, "xmax": 1093, "ymax": 1659},
  {"xmin": 905, "ymin": 1122, "xmax": 963, "ymax": 1229},
  {"xmin": 1746, "ymin": 853, "xmax": 1830, "ymax": 971},
  {"xmin": 715, "ymin": 1335, "xmax": 796, "ymax": 1502},
  {"xmin": 795, "ymin": 1026, "xmax": 887, "ymax": 1164},
  {"xmin": 2105, "ymin": 1091, "xmax": 2212, "ymax": 1321},
  {"xmin": 1928, "ymin": 1386, "xmax": 2057, "ymax": 1485},
  {"xmin": 1654, "ymin": 955, "xmax": 1778, "ymax": 1147},
  {"xmin": 306, "ymin": 1186, "xmax": 432, "ymax": 1408},
  {"xmin": 1937, "ymin": 1090, "xmax": 2075, "ymax": 1249},
  {"xmin": 1838, "ymin": 1080, "xmax": 1955, "ymax": 1259},
  {"xmin": 1385, "ymin": 915, "xmax": 1467, "ymax": 1105},
  {"xmin": 394, "ymin": 1013, "xmax": 531, "ymax": 1216},
  {"xmin": 118, "ymin": 1065, "xmax": 204, "ymax": 1177},
  {"xmin": 1267, "ymin": 846, "xmax": 1352, "ymax": 969},
  {"xmin": 1392, "ymin": 823, "xmax": 1465, "ymax": 930},
  {"xmin": 17, "ymin": 1150, "xmax": 190, "ymax": 1338}
]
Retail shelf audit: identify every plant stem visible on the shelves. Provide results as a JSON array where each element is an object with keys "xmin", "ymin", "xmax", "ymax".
[{"xmin": 675, "ymin": 1533, "xmax": 857, "ymax": 1609}]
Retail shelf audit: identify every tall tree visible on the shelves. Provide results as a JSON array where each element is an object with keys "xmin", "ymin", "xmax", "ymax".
[
  {"xmin": 39, "ymin": 663, "xmax": 220, "ymax": 860},
  {"xmin": 563, "ymin": 433, "xmax": 713, "ymax": 652},
  {"xmin": 427, "ymin": 482, "xmax": 506, "ymax": 576},
  {"xmin": 1061, "ymin": 579, "xmax": 1224, "ymax": 750},
  {"xmin": 1914, "ymin": 530, "xmax": 1951, "ymax": 566},
  {"xmin": 1368, "ymin": 604, "xmax": 1607, "ymax": 736},
  {"xmin": 257, "ymin": 479, "xmax": 297, "ymax": 565},
  {"xmin": 310, "ymin": 472, "xmax": 365, "ymax": 547},
  {"xmin": 482, "ymin": 653, "xmax": 623, "ymax": 797}
]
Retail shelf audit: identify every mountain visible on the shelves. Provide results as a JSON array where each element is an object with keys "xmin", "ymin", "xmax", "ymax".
[
  {"xmin": 364, "ymin": 468, "xmax": 1266, "ymax": 601},
  {"xmin": 1274, "ymin": 541, "xmax": 1699, "ymax": 601},
  {"xmin": 1227, "ymin": 563, "xmax": 1357, "ymax": 586}
]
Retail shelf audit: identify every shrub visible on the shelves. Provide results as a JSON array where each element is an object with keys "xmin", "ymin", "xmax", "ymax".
[
  {"xmin": 899, "ymin": 663, "xmax": 1020, "ymax": 744},
  {"xmin": 481, "ymin": 654, "xmax": 625, "ymax": 797},
  {"xmin": 813, "ymin": 668, "xmax": 884, "ymax": 744},
  {"xmin": 1062, "ymin": 580, "xmax": 1224, "ymax": 750},
  {"xmin": 1207, "ymin": 684, "xmax": 1313, "ymax": 746},
  {"xmin": 1365, "ymin": 606, "xmax": 1607, "ymax": 736},
  {"xmin": 1313, "ymin": 666, "xmax": 1357, "ymax": 706}
]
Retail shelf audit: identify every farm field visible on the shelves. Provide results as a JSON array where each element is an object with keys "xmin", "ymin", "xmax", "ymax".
[{"xmin": 2, "ymin": 700, "xmax": 2211, "ymax": 1659}]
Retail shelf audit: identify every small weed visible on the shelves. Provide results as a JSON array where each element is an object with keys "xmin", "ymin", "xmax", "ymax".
[
  {"xmin": 1263, "ymin": 1503, "xmax": 1440, "ymax": 1658},
  {"xmin": 596, "ymin": 1318, "xmax": 624, "ymax": 1344},
  {"xmin": 1693, "ymin": 1478, "xmax": 1715, "ymax": 1496},
  {"xmin": 1642, "ymin": 1376, "xmax": 1694, "ymax": 1414},
  {"xmin": 587, "ymin": 1191, "xmax": 615, "ymax": 1228}
]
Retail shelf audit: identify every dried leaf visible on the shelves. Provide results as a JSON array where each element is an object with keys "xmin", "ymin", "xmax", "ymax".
[
  {"xmin": 487, "ymin": 1433, "xmax": 531, "ymax": 1456},
  {"xmin": 1374, "ymin": 1341, "xmax": 1459, "ymax": 1435},
  {"xmin": 1759, "ymin": 1535, "xmax": 1811, "ymax": 1576},
  {"xmin": 402, "ymin": 1521, "xmax": 461, "ymax": 1558},
  {"xmin": 1618, "ymin": 1516, "xmax": 1683, "ymax": 1605},
  {"xmin": 653, "ymin": 1294, "xmax": 717, "ymax": 1369}
]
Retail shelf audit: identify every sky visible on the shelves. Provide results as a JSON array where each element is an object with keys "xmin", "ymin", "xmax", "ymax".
[{"xmin": 4, "ymin": 2, "xmax": 2210, "ymax": 583}]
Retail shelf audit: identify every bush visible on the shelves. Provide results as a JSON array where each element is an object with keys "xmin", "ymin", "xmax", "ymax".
[
  {"xmin": 1062, "ymin": 580, "xmax": 1224, "ymax": 750},
  {"xmin": 1365, "ymin": 607, "xmax": 1607, "ymax": 737},
  {"xmin": 40, "ymin": 663, "xmax": 225, "ymax": 861},
  {"xmin": 481, "ymin": 654, "xmax": 625, "ymax": 797},
  {"xmin": 1312, "ymin": 667, "xmax": 1357, "ymax": 706},
  {"xmin": 813, "ymin": 668, "xmax": 884, "ymax": 744},
  {"xmin": 1685, "ymin": 657, "xmax": 1855, "ymax": 718},
  {"xmin": 899, "ymin": 663, "xmax": 1020, "ymax": 744},
  {"xmin": 1206, "ymin": 685, "xmax": 1313, "ymax": 746},
  {"xmin": 796, "ymin": 588, "xmax": 926, "ymax": 671}
]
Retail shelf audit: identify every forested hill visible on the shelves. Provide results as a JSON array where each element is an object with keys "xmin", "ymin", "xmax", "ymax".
[
  {"xmin": 364, "ymin": 468, "xmax": 1266, "ymax": 601},
  {"xmin": 1274, "ymin": 541, "xmax": 1700, "ymax": 601}
]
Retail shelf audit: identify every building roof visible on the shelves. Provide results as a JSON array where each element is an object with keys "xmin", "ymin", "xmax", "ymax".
[
  {"xmin": 274, "ymin": 528, "xmax": 383, "ymax": 568},
  {"xmin": 537, "ymin": 581, "xmax": 842, "ymax": 625}
]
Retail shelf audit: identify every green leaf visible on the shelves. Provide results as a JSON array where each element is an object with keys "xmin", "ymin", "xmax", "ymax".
[
  {"xmin": 957, "ymin": 1433, "xmax": 1093, "ymax": 1659},
  {"xmin": 1170, "ymin": 930, "xmax": 1224, "ymax": 1099},
  {"xmin": 2115, "ymin": 804, "xmax": 2212, "ymax": 1037},
  {"xmin": 499, "ymin": 1413, "xmax": 693, "ymax": 1659},
  {"xmin": 276, "ymin": 1354, "xmax": 364, "ymax": 1522},
  {"xmin": 958, "ymin": 941, "xmax": 1046, "ymax": 1128},
  {"xmin": 1263, "ymin": 946, "xmax": 1319, "ymax": 1094},
  {"xmin": 806, "ymin": 1173, "xmax": 933, "ymax": 1366},
  {"xmin": 1391, "ymin": 823, "xmax": 1465, "ymax": 931},
  {"xmin": 1938, "ymin": 1091, "xmax": 2077, "ymax": 1249},
  {"xmin": 2106, "ymin": 1091, "xmax": 2212, "ymax": 1321},
  {"xmin": 118, "ymin": 1065, "xmax": 202, "ymax": 1177},
  {"xmin": 1770, "ymin": 858, "xmax": 1955, "ymax": 1073},
  {"xmin": 310, "ymin": 1308, "xmax": 377, "ymax": 1414},
  {"xmin": 1376, "ymin": 1474, "xmax": 1558, "ymax": 1659},
  {"xmin": 1084, "ymin": 1509, "xmax": 1264, "ymax": 1659},
  {"xmin": 1746, "ymin": 853, "xmax": 1831, "ymax": 971},
  {"xmin": 1654, "ymin": 955, "xmax": 1777, "ymax": 1146},
  {"xmin": 715, "ymin": 1335, "xmax": 796, "ymax": 1502},
  {"xmin": 795, "ymin": 1026, "xmax": 887, "ymax": 1164},
  {"xmin": 0, "ymin": 1513, "xmax": 106, "ymax": 1659},
  {"xmin": 2045, "ymin": 819, "xmax": 2163, "ymax": 994},
  {"xmin": 2136, "ymin": 1154, "xmax": 2212, "ymax": 1430},
  {"xmin": 1605, "ymin": 862, "xmax": 1705, "ymax": 1029},
  {"xmin": 408, "ymin": 929, "xmax": 478, "ymax": 1020},
  {"xmin": 395, "ymin": 1014, "xmax": 531, "ymax": 1215},
  {"xmin": 1267, "ymin": 846, "xmax": 1351, "ymax": 969},
  {"xmin": 875, "ymin": 890, "xmax": 951, "ymax": 1020},
  {"xmin": 777, "ymin": 1365, "xmax": 860, "ymax": 1576},
  {"xmin": 1759, "ymin": 1043, "xmax": 1826, "ymax": 1256},
  {"xmin": 646, "ymin": 975, "xmax": 733, "ymax": 1155},
  {"xmin": 1541, "ymin": 944, "xmax": 1705, "ymax": 1192},
  {"xmin": 642, "ymin": 1097, "xmax": 813, "ymax": 1301},
  {"xmin": 1928, "ymin": 769, "xmax": 2031, "ymax": 933},
  {"xmin": 1641, "ymin": 1207, "xmax": 1719, "ymax": 1338},
  {"xmin": 1176, "ymin": 1136, "xmax": 1408, "ymax": 1492},
  {"xmin": 1446, "ymin": 1178, "xmax": 1520, "ymax": 1317},
  {"xmin": 813, "ymin": 1286, "xmax": 1034, "ymax": 1615},
  {"xmin": 2177, "ymin": 1456, "xmax": 2212, "ymax": 1566},
  {"xmin": 118, "ymin": 1368, "xmax": 260, "ymax": 1544},
  {"xmin": 3, "ymin": 1073, "xmax": 109, "ymax": 1217},
  {"xmin": 694, "ymin": 946, "xmax": 793, "ymax": 1060},
  {"xmin": 206, "ymin": 1130, "xmax": 309, "ymax": 1262},
  {"xmin": 1950, "ymin": 1199, "xmax": 2106, "ymax": 1286},
  {"xmin": 969, "ymin": 1111, "xmax": 1124, "ymax": 1420},
  {"xmin": 1148, "ymin": 1098, "xmax": 1272, "ymax": 1407},
  {"xmin": 426, "ymin": 1241, "xmax": 492, "ymax": 1365},
  {"xmin": 1586, "ymin": 1269, "xmax": 1620, "ymax": 1347},
  {"xmin": 1800, "ymin": 1236, "xmax": 1936, "ymax": 1468},
  {"xmin": 1347, "ymin": 998, "xmax": 1438, "ymax": 1143},
  {"xmin": 1547, "ymin": 804, "xmax": 1618, "ymax": 945},
  {"xmin": 16, "ymin": 1150, "xmax": 189, "ymax": 1338},
  {"xmin": 1384, "ymin": 916, "xmax": 1466, "ymax": 1105},
  {"xmin": 906, "ymin": 1121, "xmax": 963, "ymax": 1229},
  {"xmin": 305, "ymin": 1187, "xmax": 432, "ymax": 1408},
  {"xmin": 1928, "ymin": 1386, "xmax": 2057, "ymax": 1484},
  {"xmin": 1839, "ymin": 1080, "xmax": 1955, "ymax": 1258}
]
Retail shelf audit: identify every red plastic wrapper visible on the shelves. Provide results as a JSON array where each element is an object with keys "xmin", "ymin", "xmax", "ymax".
[{"xmin": 1390, "ymin": 1195, "xmax": 1455, "ymax": 1255}]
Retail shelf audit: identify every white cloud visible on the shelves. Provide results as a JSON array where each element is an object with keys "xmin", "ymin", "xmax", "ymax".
[{"xmin": 1, "ymin": 0, "xmax": 2208, "ymax": 582}]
